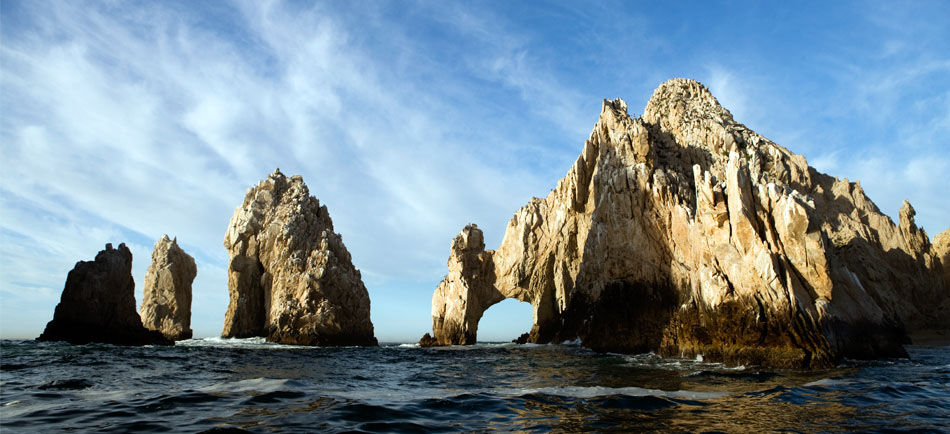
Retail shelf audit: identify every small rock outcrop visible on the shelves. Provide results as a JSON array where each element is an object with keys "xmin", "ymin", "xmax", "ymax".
[
  {"xmin": 423, "ymin": 79, "xmax": 949, "ymax": 368},
  {"xmin": 222, "ymin": 169, "xmax": 377, "ymax": 346},
  {"xmin": 38, "ymin": 243, "xmax": 172, "ymax": 346},
  {"xmin": 140, "ymin": 235, "xmax": 196, "ymax": 341}
]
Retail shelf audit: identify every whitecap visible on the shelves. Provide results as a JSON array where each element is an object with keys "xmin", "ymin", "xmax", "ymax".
[
  {"xmin": 199, "ymin": 377, "xmax": 298, "ymax": 393},
  {"xmin": 803, "ymin": 378, "xmax": 848, "ymax": 387},
  {"xmin": 175, "ymin": 337, "xmax": 308, "ymax": 350}
]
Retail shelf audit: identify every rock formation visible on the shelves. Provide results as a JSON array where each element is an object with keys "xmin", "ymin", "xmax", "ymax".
[
  {"xmin": 935, "ymin": 230, "xmax": 950, "ymax": 287},
  {"xmin": 931, "ymin": 229, "xmax": 950, "ymax": 323},
  {"xmin": 426, "ymin": 224, "xmax": 502, "ymax": 345},
  {"xmin": 423, "ymin": 79, "xmax": 949, "ymax": 368},
  {"xmin": 140, "ymin": 235, "xmax": 196, "ymax": 341},
  {"xmin": 222, "ymin": 169, "xmax": 377, "ymax": 346},
  {"xmin": 38, "ymin": 243, "xmax": 172, "ymax": 346}
]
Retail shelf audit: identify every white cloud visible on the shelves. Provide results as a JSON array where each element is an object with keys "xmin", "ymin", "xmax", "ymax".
[
  {"xmin": 0, "ymin": 1, "xmax": 574, "ymax": 339},
  {"xmin": 704, "ymin": 65, "xmax": 750, "ymax": 124}
]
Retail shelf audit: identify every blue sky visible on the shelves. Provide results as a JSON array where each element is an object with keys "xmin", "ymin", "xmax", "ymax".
[{"xmin": 1, "ymin": 1, "xmax": 948, "ymax": 342}]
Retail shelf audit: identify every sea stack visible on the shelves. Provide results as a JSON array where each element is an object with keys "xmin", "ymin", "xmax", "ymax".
[
  {"xmin": 222, "ymin": 169, "xmax": 377, "ymax": 346},
  {"xmin": 422, "ymin": 78, "xmax": 949, "ymax": 368},
  {"xmin": 38, "ymin": 243, "xmax": 171, "ymax": 346},
  {"xmin": 139, "ymin": 235, "xmax": 196, "ymax": 341}
]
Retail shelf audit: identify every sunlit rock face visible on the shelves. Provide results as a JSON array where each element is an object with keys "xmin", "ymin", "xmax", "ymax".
[
  {"xmin": 424, "ymin": 78, "xmax": 949, "ymax": 368},
  {"xmin": 140, "ymin": 235, "xmax": 196, "ymax": 341},
  {"xmin": 222, "ymin": 169, "xmax": 377, "ymax": 346},
  {"xmin": 38, "ymin": 243, "xmax": 172, "ymax": 346}
]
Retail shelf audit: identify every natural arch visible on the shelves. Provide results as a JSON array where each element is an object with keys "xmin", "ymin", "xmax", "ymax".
[
  {"xmin": 424, "ymin": 224, "xmax": 558, "ymax": 346},
  {"xmin": 477, "ymin": 298, "xmax": 533, "ymax": 342}
]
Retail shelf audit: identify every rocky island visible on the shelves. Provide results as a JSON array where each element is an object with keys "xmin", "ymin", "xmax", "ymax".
[
  {"xmin": 140, "ymin": 235, "xmax": 197, "ymax": 341},
  {"xmin": 221, "ymin": 169, "xmax": 377, "ymax": 346},
  {"xmin": 38, "ymin": 243, "xmax": 172, "ymax": 346},
  {"xmin": 422, "ymin": 79, "xmax": 950, "ymax": 368}
]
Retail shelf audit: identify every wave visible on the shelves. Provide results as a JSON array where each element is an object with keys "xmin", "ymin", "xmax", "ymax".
[
  {"xmin": 199, "ymin": 377, "xmax": 304, "ymax": 394},
  {"xmin": 515, "ymin": 385, "xmax": 728, "ymax": 400},
  {"xmin": 803, "ymin": 378, "xmax": 850, "ymax": 387},
  {"xmin": 175, "ymin": 337, "xmax": 312, "ymax": 350}
]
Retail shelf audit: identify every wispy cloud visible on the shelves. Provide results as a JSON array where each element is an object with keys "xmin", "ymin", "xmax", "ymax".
[{"xmin": 0, "ymin": 1, "xmax": 581, "ymax": 339}]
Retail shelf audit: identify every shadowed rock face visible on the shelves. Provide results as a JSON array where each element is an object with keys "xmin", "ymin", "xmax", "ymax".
[
  {"xmin": 38, "ymin": 243, "xmax": 172, "ymax": 346},
  {"xmin": 140, "ymin": 235, "xmax": 196, "ymax": 341},
  {"xmin": 931, "ymin": 229, "xmax": 950, "ymax": 324},
  {"xmin": 424, "ymin": 79, "xmax": 949, "ymax": 368},
  {"xmin": 222, "ymin": 169, "xmax": 377, "ymax": 346}
]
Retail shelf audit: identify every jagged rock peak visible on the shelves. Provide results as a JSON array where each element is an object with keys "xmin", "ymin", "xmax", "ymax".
[
  {"xmin": 645, "ymin": 78, "xmax": 727, "ymax": 119},
  {"xmin": 38, "ymin": 243, "xmax": 172, "ymax": 346},
  {"xmin": 222, "ymin": 170, "xmax": 376, "ymax": 346},
  {"xmin": 453, "ymin": 224, "xmax": 486, "ymax": 252},
  {"xmin": 140, "ymin": 234, "xmax": 196, "ymax": 341}
]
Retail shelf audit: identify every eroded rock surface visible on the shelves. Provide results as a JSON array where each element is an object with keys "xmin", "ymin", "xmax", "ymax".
[
  {"xmin": 935, "ymin": 230, "xmax": 950, "ymax": 286},
  {"xmin": 222, "ymin": 169, "xmax": 376, "ymax": 346},
  {"xmin": 424, "ymin": 79, "xmax": 949, "ymax": 368},
  {"xmin": 140, "ymin": 235, "xmax": 196, "ymax": 341},
  {"xmin": 426, "ymin": 224, "xmax": 503, "ymax": 345},
  {"xmin": 38, "ymin": 243, "xmax": 172, "ymax": 346}
]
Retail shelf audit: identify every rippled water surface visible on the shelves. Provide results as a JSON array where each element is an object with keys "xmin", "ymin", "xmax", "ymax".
[{"xmin": 1, "ymin": 338, "xmax": 948, "ymax": 433}]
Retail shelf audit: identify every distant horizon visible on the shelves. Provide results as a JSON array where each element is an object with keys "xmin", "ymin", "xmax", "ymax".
[{"xmin": 2, "ymin": 1, "xmax": 948, "ymax": 342}]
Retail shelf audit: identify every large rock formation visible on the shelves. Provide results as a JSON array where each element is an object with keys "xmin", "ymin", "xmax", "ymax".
[
  {"xmin": 38, "ymin": 243, "xmax": 172, "ymax": 346},
  {"xmin": 140, "ymin": 235, "xmax": 196, "ymax": 341},
  {"xmin": 222, "ymin": 169, "xmax": 377, "ymax": 346},
  {"xmin": 423, "ymin": 79, "xmax": 949, "ymax": 368}
]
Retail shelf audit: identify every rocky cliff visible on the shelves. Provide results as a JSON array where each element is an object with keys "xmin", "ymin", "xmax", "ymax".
[
  {"xmin": 140, "ymin": 235, "xmax": 196, "ymax": 341},
  {"xmin": 38, "ymin": 243, "xmax": 172, "ymax": 346},
  {"xmin": 424, "ymin": 79, "xmax": 949, "ymax": 368},
  {"xmin": 222, "ymin": 169, "xmax": 377, "ymax": 346}
]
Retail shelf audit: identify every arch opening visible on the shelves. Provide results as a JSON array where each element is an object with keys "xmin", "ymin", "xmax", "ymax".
[{"xmin": 476, "ymin": 298, "xmax": 534, "ymax": 343}]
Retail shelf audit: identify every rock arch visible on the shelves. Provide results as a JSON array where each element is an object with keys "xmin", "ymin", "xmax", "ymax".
[
  {"xmin": 422, "ymin": 79, "xmax": 949, "ymax": 368},
  {"xmin": 423, "ymin": 224, "xmax": 559, "ymax": 346}
]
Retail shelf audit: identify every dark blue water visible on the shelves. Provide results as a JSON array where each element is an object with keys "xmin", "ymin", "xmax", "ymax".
[{"xmin": 1, "ymin": 338, "xmax": 948, "ymax": 433}]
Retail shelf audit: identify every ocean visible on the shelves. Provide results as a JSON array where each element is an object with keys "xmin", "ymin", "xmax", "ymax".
[{"xmin": 1, "ymin": 338, "xmax": 948, "ymax": 433}]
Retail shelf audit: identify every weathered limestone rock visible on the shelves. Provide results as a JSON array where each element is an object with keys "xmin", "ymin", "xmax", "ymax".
[
  {"xmin": 140, "ymin": 235, "xmax": 196, "ymax": 341},
  {"xmin": 222, "ymin": 169, "xmax": 377, "ymax": 346},
  {"xmin": 423, "ymin": 79, "xmax": 949, "ymax": 368},
  {"xmin": 426, "ymin": 224, "xmax": 503, "ymax": 345},
  {"xmin": 930, "ymin": 229, "xmax": 950, "ymax": 324},
  {"xmin": 38, "ymin": 243, "xmax": 172, "ymax": 346},
  {"xmin": 935, "ymin": 229, "xmax": 950, "ymax": 288}
]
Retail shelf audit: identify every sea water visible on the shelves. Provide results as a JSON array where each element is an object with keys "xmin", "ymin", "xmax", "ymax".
[{"xmin": 1, "ymin": 338, "xmax": 948, "ymax": 432}]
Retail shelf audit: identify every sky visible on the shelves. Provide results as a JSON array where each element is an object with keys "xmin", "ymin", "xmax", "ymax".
[{"xmin": 1, "ymin": 1, "xmax": 948, "ymax": 342}]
